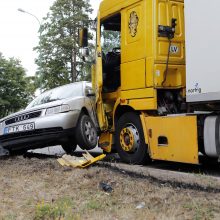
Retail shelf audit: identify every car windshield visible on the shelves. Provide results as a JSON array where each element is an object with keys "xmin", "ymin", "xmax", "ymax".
[{"xmin": 26, "ymin": 83, "xmax": 83, "ymax": 109}]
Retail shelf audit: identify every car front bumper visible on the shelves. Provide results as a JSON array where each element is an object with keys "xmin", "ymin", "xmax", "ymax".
[
  {"xmin": 0, "ymin": 127, "xmax": 75, "ymax": 151},
  {"xmin": 0, "ymin": 110, "xmax": 80, "ymax": 150}
]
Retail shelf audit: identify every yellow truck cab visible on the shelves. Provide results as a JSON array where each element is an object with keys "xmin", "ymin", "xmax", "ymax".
[{"xmin": 80, "ymin": 0, "xmax": 220, "ymax": 165}]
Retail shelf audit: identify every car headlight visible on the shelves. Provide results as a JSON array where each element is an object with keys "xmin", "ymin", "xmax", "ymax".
[
  {"xmin": 0, "ymin": 122, "xmax": 3, "ymax": 128},
  {"xmin": 45, "ymin": 104, "xmax": 70, "ymax": 115}
]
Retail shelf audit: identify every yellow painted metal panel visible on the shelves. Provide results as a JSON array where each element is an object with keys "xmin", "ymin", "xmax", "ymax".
[
  {"xmin": 154, "ymin": 0, "xmax": 186, "ymax": 90},
  {"xmin": 121, "ymin": 0, "xmax": 146, "ymax": 63},
  {"xmin": 121, "ymin": 59, "xmax": 146, "ymax": 90},
  {"xmin": 100, "ymin": 0, "xmax": 184, "ymax": 19},
  {"xmin": 146, "ymin": 57, "xmax": 154, "ymax": 87},
  {"xmin": 94, "ymin": 12, "xmax": 108, "ymax": 131},
  {"xmin": 100, "ymin": 0, "xmax": 142, "ymax": 19},
  {"xmin": 112, "ymin": 98, "xmax": 122, "ymax": 129},
  {"xmin": 155, "ymin": 0, "xmax": 185, "ymax": 64},
  {"xmin": 145, "ymin": 0, "xmax": 154, "ymax": 88},
  {"xmin": 121, "ymin": 88, "xmax": 154, "ymax": 99},
  {"xmin": 91, "ymin": 64, "xmax": 96, "ymax": 90},
  {"xmin": 122, "ymin": 98, "xmax": 157, "ymax": 110},
  {"xmin": 102, "ymin": 90, "xmax": 120, "ymax": 101},
  {"xmin": 95, "ymin": 13, "xmax": 103, "ymax": 89},
  {"xmin": 98, "ymin": 132, "xmax": 114, "ymax": 153},
  {"xmin": 158, "ymin": 1, "xmax": 168, "ymax": 26},
  {"xmin": 158, "ymin": 41, "xmax": 184, "ymax": 59},
  {"xmin": 140, "ymin": 113, "xmax": 149, "ymax": 145},
  {"xmin": 154, "ymin": 64, "xmax": 186, "ymax": 88},
  {"xmin": 145, "ymin": 116, "xmax": 199, "ymax": 164}
]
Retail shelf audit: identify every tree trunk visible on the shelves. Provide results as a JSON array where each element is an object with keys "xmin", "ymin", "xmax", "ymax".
[
  {"xmin": 71, "ymin": 48, "xmax": 77, "ymax": 82},
  {"xmin": 71, "ymin": 25, "xmax": 77, "ymax": 83}
]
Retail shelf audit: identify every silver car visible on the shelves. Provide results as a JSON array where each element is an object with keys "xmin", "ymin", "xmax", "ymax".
[{"xmin": 0, "ymin": 81, "xmax": 98, "ymax": 154}]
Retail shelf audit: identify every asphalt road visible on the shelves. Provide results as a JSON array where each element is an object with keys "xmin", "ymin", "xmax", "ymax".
[
  {"xmin": 28, "ymin": 145, "xmax": 220, "ymax": 180},
  {"xmin": 29, "ymin": 145, "xmax": 102, "ymax": 156}
]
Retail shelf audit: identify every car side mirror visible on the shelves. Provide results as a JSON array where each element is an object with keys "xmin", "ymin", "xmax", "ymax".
[{"xmin": 79, "ymin": 28, "xmax": 88, "ymax": 48}]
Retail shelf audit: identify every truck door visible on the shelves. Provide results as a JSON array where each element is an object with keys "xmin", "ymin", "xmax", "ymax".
[
  {"xmin": 94, "ymin": 12, "xmax": 108, "ymax": 131},
  {"xmin": 94, "ymin": 12, "xmax": 121, "ymax": 131}
]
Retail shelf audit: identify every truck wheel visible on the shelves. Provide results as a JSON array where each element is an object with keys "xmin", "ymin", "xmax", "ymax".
[
  {"xmin": 76, "ymin": 114, "xmax": 97, "ymax": 150},
  {"xmin": 62, "ymin": 143, "xmax": 77, "ymax": 155},
  {"xmin": 115, "ymin": 112, "xmax": 150, "ymax": 165}
]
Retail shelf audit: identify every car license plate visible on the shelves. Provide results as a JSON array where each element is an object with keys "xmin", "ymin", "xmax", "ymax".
[{"xmin": 4, "ymin": 123, "xmax": 35, "ymax": 134}]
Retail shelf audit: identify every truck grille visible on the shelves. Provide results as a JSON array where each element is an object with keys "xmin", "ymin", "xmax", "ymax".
[{"xmin": 5, "ymin": 111, "xmax": 42, "ymax": 125}]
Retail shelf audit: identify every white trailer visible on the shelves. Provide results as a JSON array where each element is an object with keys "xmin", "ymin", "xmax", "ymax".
[{"xmin": 185, "ymin": 0, "xmax": 220, "ymax": 103}]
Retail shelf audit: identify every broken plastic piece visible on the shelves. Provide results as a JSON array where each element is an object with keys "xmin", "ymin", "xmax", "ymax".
[
  {"xmin": 99, "ymin": 182, "xmax": 113, "ymax": 193},
  {"xmin": 136, "ymin": 202, "xmax": 146, "ymax": 209},
  {"xmin": 57, "ymin": 151, "xmax": 106, "ymax": 168}
]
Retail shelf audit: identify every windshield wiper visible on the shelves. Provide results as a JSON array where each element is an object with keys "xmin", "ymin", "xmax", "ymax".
[{"xmin": 45, "ymin": 98, "xmax": 61, "ymax": 103}]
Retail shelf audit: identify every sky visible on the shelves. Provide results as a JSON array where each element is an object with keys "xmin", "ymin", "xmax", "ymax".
[{"xmin": 0, "ymin": 0, "xmax": 101, "ymax": 76}]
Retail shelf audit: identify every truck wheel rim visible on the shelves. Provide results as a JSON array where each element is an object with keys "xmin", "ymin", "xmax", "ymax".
[{"xmin": 120, "ymin": 123, "xmax": 140, "ymax": 153}]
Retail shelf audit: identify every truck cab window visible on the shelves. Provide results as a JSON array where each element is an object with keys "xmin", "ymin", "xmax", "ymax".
[
  {"xmin": 101, "ymin": 29, "xmax": 120, "ymax": 54},
  {"xmin": 101, "ymin": 14, "xmax": 121, "ymax": 93}
]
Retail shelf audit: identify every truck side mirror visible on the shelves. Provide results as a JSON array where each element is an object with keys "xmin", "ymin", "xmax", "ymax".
[{"xmin": 79, "ymin": 28, "xmax": 88, "ymax": 47}]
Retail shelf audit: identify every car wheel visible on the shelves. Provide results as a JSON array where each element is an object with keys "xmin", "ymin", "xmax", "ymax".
[
  {"xmin": 76, "ymin": 114, "xmax": 97, "ymax": 150},
  {"xmin": 62, "ymin": 143, "xmax": 77, "ymax": 155},
  {"xmin": 115, "ymin": 112, "xmax": 151, "ymax": 165}
]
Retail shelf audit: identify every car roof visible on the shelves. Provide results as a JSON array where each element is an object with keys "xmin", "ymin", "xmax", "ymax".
[{"xmin": 42, "ymin": 81, "xmax": 90, "ymax": 94}]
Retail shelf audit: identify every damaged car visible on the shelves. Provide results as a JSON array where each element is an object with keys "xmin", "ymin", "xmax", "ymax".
[{"xmin": 0, "ymin": 81, "xmax": 98, "ymax": 154}]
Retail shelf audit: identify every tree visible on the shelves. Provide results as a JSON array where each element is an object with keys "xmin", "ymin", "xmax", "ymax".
[
  {"xmin": 34, "ymin": 0, "xmax": 93, "ymax": 90},
  {"xmin": 102, "ymin": 30, "xmax": 121, "ymax": 54},
  {"xmin": 0, "ymin": 53, "xmax": 35, "ymax": 118}
]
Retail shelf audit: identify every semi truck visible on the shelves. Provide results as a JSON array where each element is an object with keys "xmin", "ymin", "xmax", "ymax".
[{"xmin": 80, "ymin": 0, "xmax": 220, "ymax": 165}]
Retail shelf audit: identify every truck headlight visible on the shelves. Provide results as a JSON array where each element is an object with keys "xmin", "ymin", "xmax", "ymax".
[{"xmin": 45, "ymin": 105, "xmax": 70, "ymax": 115}]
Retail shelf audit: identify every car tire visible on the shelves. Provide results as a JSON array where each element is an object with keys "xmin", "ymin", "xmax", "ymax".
[
  {"xmin": 62, "ymin": 143, "xmax": 77, "ymax": 155},
  {"xmin": 76, "ymin": 114, "xmax": 97, "ymax": 150},
  {"xmin": 115, "ymin": 112, "xmax": 151, "ymax": 165}
]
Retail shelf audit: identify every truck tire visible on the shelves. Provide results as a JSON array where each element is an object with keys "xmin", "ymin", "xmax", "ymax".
[
  {"xmin": 75, "ymin": 114, "xmax": 97, "ymax": 150},
  {"xmin": 115, "ymin": 112, "xmax": 150, "ymax": 165}
]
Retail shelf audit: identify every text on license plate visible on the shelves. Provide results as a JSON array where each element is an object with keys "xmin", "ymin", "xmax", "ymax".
[{"xmin": 4, "ymin": 123, "xmax": 35, "ymax": 134}]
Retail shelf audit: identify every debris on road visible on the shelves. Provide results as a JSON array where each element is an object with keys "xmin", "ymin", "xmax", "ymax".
[
  {"xmin": 136, "ymin": 202, "xmax": 146, "ymax": 209},
  {"xmin": 99, "ymin": 182, "xmax": 113, "ymax": 193},
  {"xmin": 57, "ymin": 151, "xmax": 106, "ymax": 168}
]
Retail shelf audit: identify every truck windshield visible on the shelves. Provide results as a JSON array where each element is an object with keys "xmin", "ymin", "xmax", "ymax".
[{"xmin": 26, "ymin": 83, "xmax": 83, "ymax": 109}]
